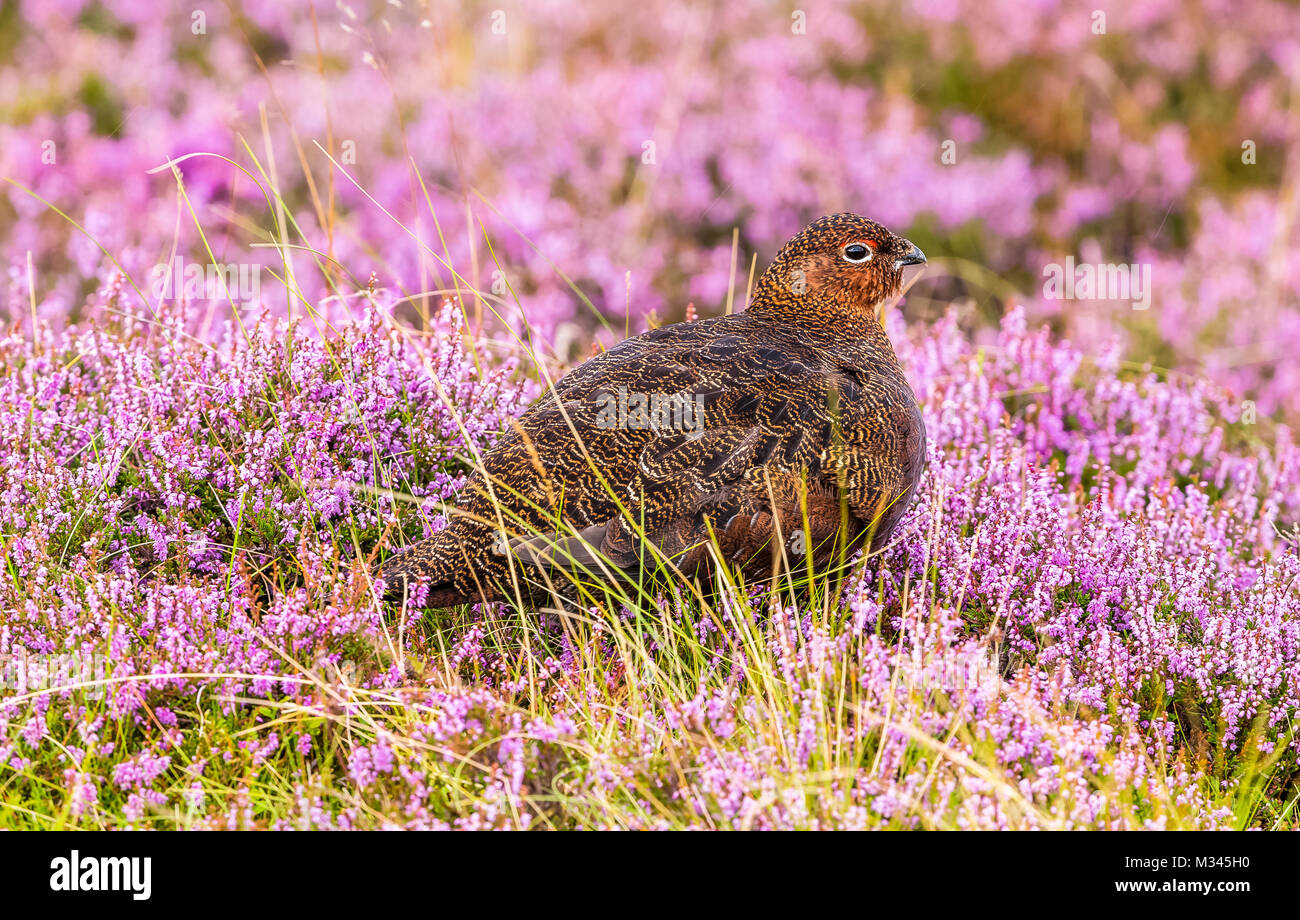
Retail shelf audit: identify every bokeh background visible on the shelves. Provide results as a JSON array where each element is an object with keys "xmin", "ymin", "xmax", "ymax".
[{"xmin": 3, "ymin": 0, "xmax": 1298, "ymax": 414}]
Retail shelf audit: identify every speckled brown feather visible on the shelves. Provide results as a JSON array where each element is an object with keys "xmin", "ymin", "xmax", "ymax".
[{"xmin": 379, "ymin": 213, "xmax": 927, "ymax": 605}]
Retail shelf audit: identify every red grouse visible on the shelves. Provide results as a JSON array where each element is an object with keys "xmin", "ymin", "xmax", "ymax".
[{"xmin": 379, "ymin": 213, "xmax": 927, "ymax": 605}]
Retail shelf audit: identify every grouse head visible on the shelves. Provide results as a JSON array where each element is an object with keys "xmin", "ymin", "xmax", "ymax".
[{"xmin": 748, "ymin": 213, "xmax": 925, "ymax": 334}]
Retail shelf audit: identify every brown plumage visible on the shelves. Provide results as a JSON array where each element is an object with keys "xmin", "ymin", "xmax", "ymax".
[{"xmin": 379, "ymin": 213, "xmax": 927, "ymax": 606}]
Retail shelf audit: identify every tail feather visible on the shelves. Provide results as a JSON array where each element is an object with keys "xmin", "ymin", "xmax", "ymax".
[
  {"xmin": 377, "ymin": 528, "xmax": 495, "ymax": 605},
  {"xmin": 378, "ymin": 529, "xmax": 463, "ymax": 582}
]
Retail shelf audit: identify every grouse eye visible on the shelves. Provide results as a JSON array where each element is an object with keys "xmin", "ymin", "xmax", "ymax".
[{"xmin": 842, "ymin": 243, "xmax": 873, "ymax": 263}]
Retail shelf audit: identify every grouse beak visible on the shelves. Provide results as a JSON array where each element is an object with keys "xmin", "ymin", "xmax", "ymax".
[{"xmin": 893, "ymin": 240, "xmax": 926, "ymax": 271}]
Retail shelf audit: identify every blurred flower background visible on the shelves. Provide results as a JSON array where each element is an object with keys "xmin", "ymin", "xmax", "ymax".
[
  {"xmin": 4, "ymin": 0, "xmax": 1298, "ymax": 412},
  {"xmin": 1, "ymin": 0, "xmax": 1300, "ymax": 829}
]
